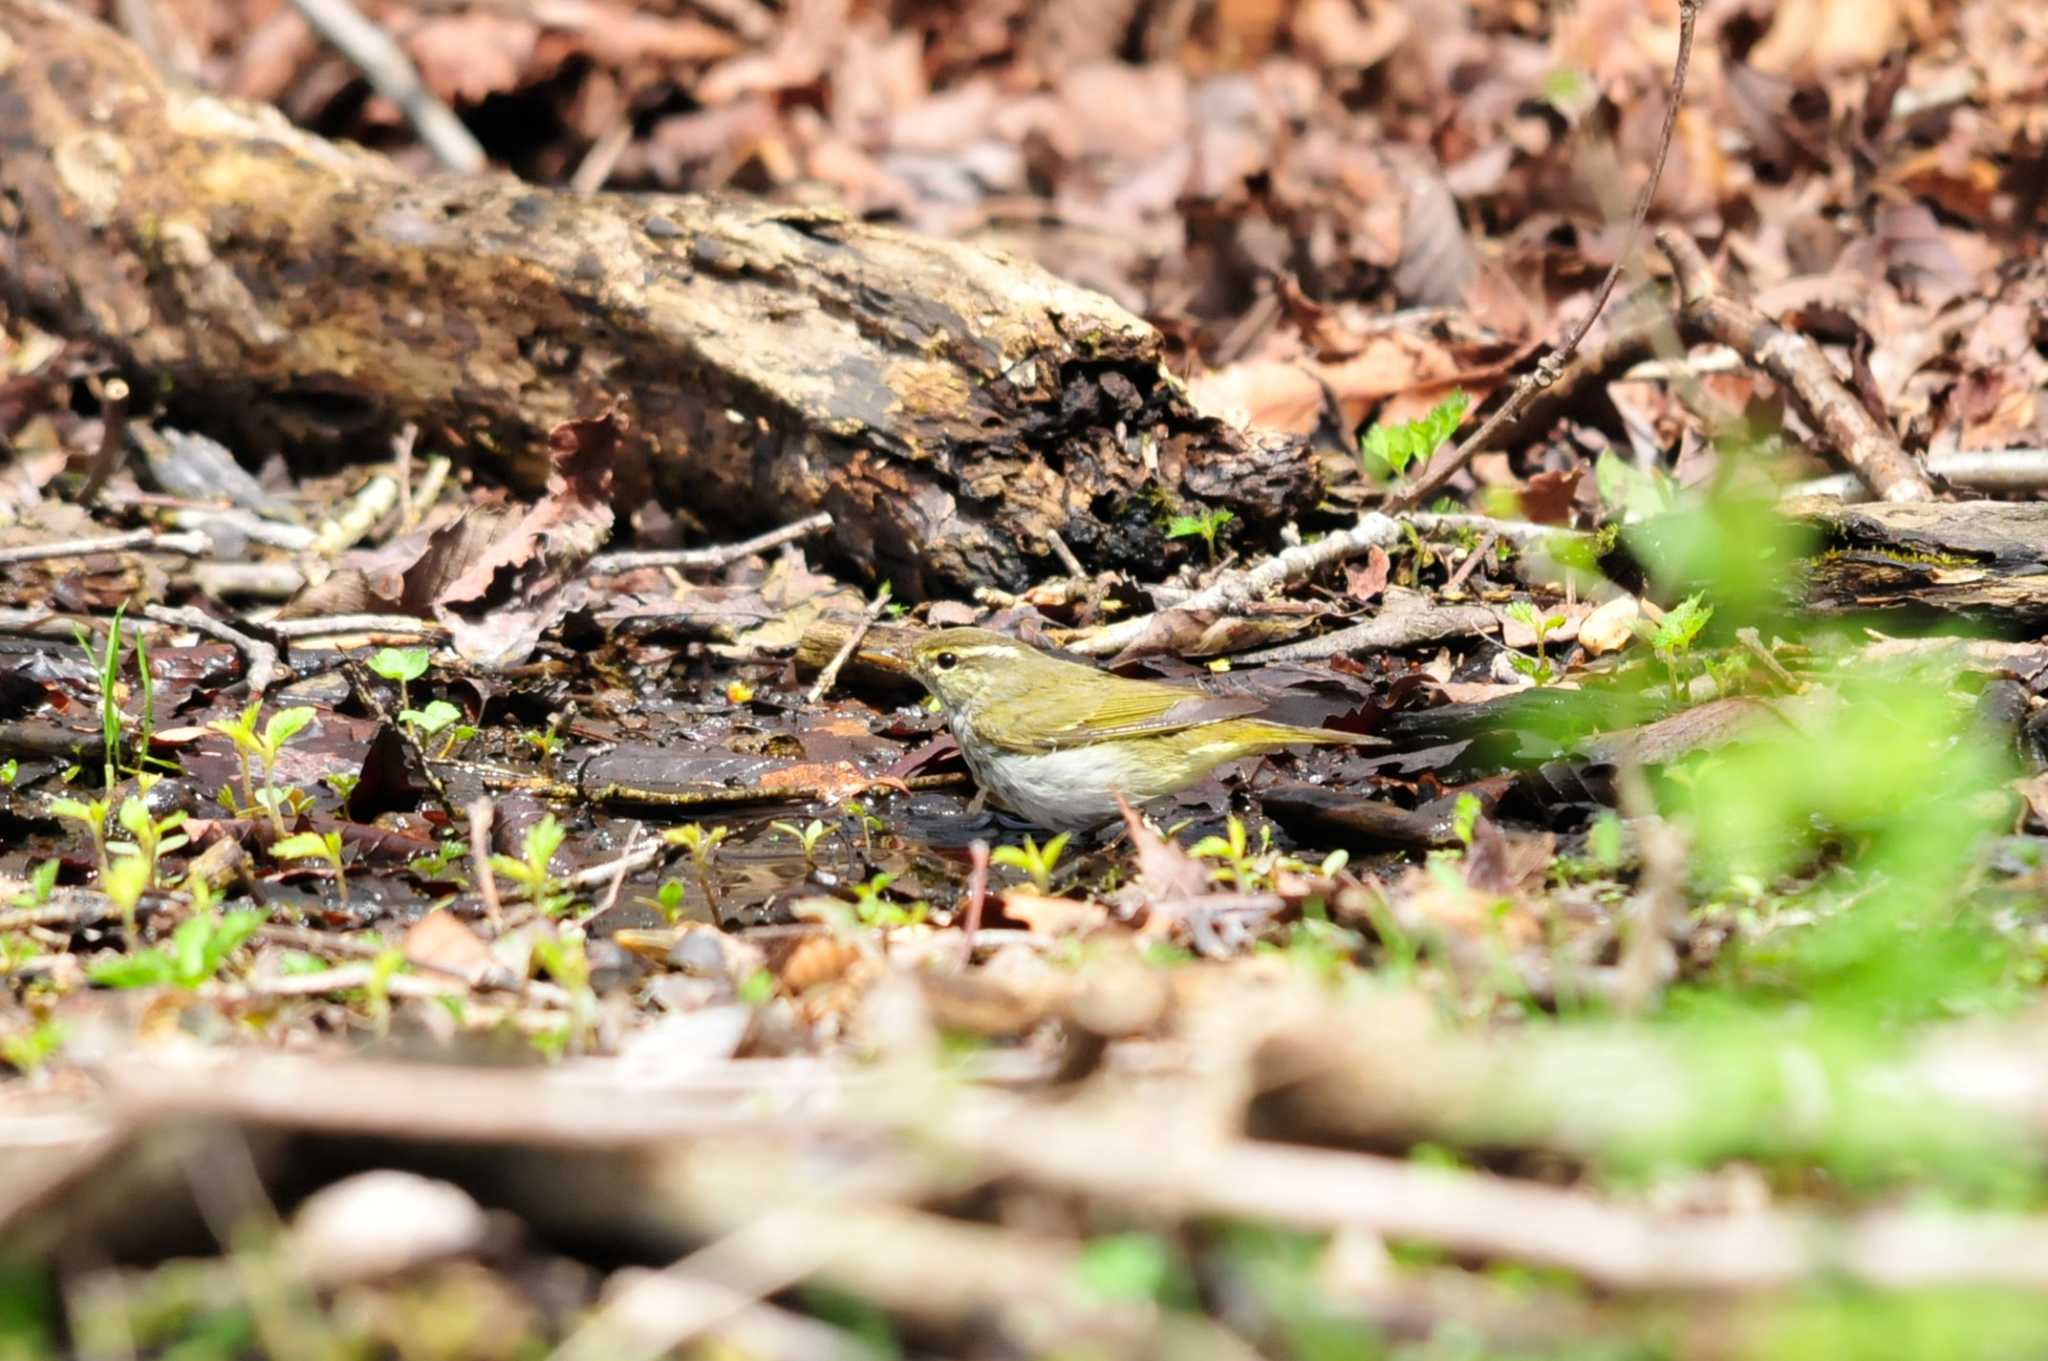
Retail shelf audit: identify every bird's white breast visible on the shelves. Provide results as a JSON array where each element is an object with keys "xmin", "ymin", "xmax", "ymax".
[{"xmin": 962, "ymin": 742, "xmax": 1171, "ymax": 829}]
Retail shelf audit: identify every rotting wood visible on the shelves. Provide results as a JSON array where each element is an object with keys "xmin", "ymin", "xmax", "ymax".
[
  {"xmin": 1785, "ymin": 497, "xmax": 2048, "ymax": 624},
  {"xmin": 0, "ymin": 0, "xmax": 1314, "ymax": 599}
]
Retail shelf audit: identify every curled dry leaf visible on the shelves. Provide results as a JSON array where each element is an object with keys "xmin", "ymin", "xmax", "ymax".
[
  {"xmin": 1579, "ymin": 595, "xmax": 1645, "ymax": 655},
  {"xmin": 998, "ymin": 892, "xmax": 1109, "ymax": 936}
]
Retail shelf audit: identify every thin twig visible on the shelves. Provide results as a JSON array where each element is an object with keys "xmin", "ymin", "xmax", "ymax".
[
  {"xmin": 1658, "ymin": 229, "xmax": 1932, "ymax": 501},
  {"xmin": 1235, "ymin": 598, "xmax": 1499, "ymax": 664},
  {"xmin": 1045, "ymin": 528, "xmax": 1086, "ymax": 579},
  {"xmin": 807, "ymin": 592, "xmax": 892, "ymax": 703},
  {"xmin": 141, "ymin": 604, "xmax": 282, "ymax": 694},
  {"xmin": 1390, "ymin": 0, "xmax": 1700, "ymax": 509},
  {"xmin": 0, "ymin": 529, "xmax": 210, "ymax": 567},
  {"xmin": 470, "ymin": 796, "xmax": 503, "ymax": 929},
  {"xmin": 76, "ymin": 377, "xmax": 131, "ymax": 508},
  {"xmin": 589, "ymin": 512, "xmax": 833, "ymax": 574},
  {"xmin": 1070, "ymin": 511, "xmax": 1580, "ymax": 659},
  {"xmin": 267, "ymin": 615, "xmax": 449, "ymax": 641},
  {"xmin": 286, "ymin": 0, "xmax": 486, "ymax": 172}
]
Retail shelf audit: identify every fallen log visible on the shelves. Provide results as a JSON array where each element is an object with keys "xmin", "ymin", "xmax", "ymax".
[
  {"xmin": 0, "ymin": 0, "xmax": 1313, "ymax": 598},
  {"xmin": 1786, "ymin": 497, "xmax": 2048, "ymax": 626}
]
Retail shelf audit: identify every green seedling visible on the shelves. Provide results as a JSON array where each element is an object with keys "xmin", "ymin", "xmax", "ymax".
[
  {"xmin": 1636, "ymin": 593, "xmax": 1715, "ymax": 700},
  {"xmin": 49, "ymin": 796, "xmax": 112, "ymax": 878},
  {"xmin": 850, "ymin": 871, "xmax": 925, "ymax": 929},
  {"xmin": 0, "ymin": 1020, "xmax": 64, "ymax": 1074},
  {"xmin": 1452, "ymin": 792, "xmax": 1483, "ymax": 848},
  {"xmin": 368, "ymin": 645, "xmax": 430, "ymax": 712},
  {"xmin": 321, "ymin": 771, "xmax": 360, "ymax": 801},
  {"xmin": 74, "ymin": 603, "xmax": 127, "ymax": 788},
  {"xmin": 272, "ymin": 830, "xmax": 349, "ymax": 902},
  {"xmin": 488, "ymin": 814, "xmax": 573, "ymax": 915},
  {"xmin": 771, "ymin": 818, "xmax": 830, "ymax": 868},
  {"xmin": 1191, "ymin": 815, "xmax": 1261, "ymax": 892},
  {"xmin": 524, "ymin": 726, "xmax": 565, "ymax": 779},
  {"xmin": 89, "ymin": 906, "xmax": 264, "ymax": 991},
  {"xmin": 0, "ymin": 931, "xmax": 45, "ymax": 976},
  {"xmin": 400, "ymin": 699, "xmax": 473, "ymax": 758},
  {"xmin": 99, "ymin": 855, "xmax": 151, "ymax": 946},
  {"xmin": 408, "ymin": 835, "xmax": 470, "ymax": 881},
  {"xmin": 531, "ymin": 933, "xmax": 598, "ymax": 1056},
  {"xmin": 1504, "ymin": 600, "xmax": 1569, "ymax": 685},
  {"xmin": 111, "ymin": 778, "xmax": 189, "ymax": 890},
  {"xmin": 1165, "ymin": 506, "xmax": 1234, "ymax": 562},
  {"xmin": 1361, "ymin": 389, "xmax": 1470, "ymax": 482},
  {"xmin": 991, "ymin": 832, "xmax": 1071, "ymax": 895},
  {"xmin": 1, "ymin": 758, "xmax": 19, "ymax": 786},
  {"xmin": 842, "ymin": 799, "xmax": 886, "ymax": 856},
  {"xmin": 363, "ymin": 946, "xmax": 406, "ymax": 1034},
  {"xmin": 10, "ymin": 860, "xmax": 59, "ymax": 911},
  {"xmin": 666, "ymin": 823, "xmax": 729, "ymax": 909},
  {"xmin": 207, "ymin": 703, "xmax": 315, "ymax": 836},
  {"xmin": 650, "ymin": 879, "xmax": 687, "ymax": 925}
]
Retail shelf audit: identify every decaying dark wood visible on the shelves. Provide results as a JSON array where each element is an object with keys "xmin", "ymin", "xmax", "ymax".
[
  {"xmin": 0, "ymin": 0, "xmax": 1314, "ymax": 598},
  {"xmin": 1786, "ymin": 497, "xmax": 2048, "ymax": 623}
]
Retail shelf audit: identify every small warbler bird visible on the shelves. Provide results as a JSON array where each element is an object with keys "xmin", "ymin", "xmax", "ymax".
[{"xmin": 908, "ymin": 627, "xmax": 1386, "ymax": 829}]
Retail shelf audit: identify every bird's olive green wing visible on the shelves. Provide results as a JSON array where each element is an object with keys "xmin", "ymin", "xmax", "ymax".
[{"xmin": 972, "ymin": 679, "xmax": 1268, "ymax": 754}]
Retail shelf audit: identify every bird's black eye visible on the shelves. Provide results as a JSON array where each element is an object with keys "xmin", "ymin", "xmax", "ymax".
[{"xmin": 933, "ymin": 651, "xmax": 959, "ymax": 672}]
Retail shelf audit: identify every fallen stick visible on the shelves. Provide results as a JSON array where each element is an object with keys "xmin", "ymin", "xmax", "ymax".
[{"xmin": 1658, "ymin": 229, "xmax": 1932, "ymax": 501}]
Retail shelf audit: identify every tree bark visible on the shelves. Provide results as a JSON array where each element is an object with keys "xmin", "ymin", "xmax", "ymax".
[{"xmin": 0, "ymin": 0, "xmax": 1313, "ymax": 598}]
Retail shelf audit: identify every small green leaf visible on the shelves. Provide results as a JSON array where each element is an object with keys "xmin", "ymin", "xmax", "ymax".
[
  {"xmin": 1361, "ymin": 390, "xmax": 1469, "ymax": 478},
  {"xmin": 399, "ymin": 699, "xmax": 463, "ymax": 735},
  {"xmin": 262, "ymin": 706, "xmax": 315, "ymax": 750},
  {"xmin": 271, "ymin": 832, "xmax": 330, "ymax": 861},
  {"xmin": 1452, "ymin": 792, "xmax": 1483, "ymax": 847},
  {"xmin": 368, "ymin": 647, "xmax": 431, "ymax": 684}
]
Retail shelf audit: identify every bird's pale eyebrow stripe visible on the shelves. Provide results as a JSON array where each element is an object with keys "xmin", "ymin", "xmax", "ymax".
[{"xmin": 941, "ymin": 645, "xmax": 1016, "ymax": 659}]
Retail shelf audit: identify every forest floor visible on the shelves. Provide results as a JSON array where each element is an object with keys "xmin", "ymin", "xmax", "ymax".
[{"xmin": 4, "ymin": 1, "xmax": 2048, "ymax": 1358}]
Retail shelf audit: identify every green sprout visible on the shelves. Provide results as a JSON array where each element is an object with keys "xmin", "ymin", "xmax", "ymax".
[
  {"xmin": 530, "ymin": 934, "xmax": 598, "ymax": 1056},
  {"xmin": 991, "ymin": 832, "xmax": 1071, "ymax": 895},
  {"xmin": 666, "ymin": 822, "xmax": 730, "ymax": 910},
  {"xmin": 368, "ymin": 646, "xmax": 430, "ymax": 712},
  {"xmin": 0, "ymin": 1020, "xmax": 64, "ymax": 1074},
  {"xmin": 10, "ymin": 860, "xmax": 59, "ymax": 910},
  {"xmin": 49, "ymin": 795, "xmax": 112, "ymax": 878},
  {"xmin": 111, "ymin": 791, "xmax": 188, "ymax": 893},
  {"xmin": 1452, "ymin": 792, "xmax": 1483, "ymax": 848},
  {"xmin": 400, "ymin": 699, "xmax": 473, "ymax": 758},
  {"xmin": 1361, "ymin": 389, "xmax": 1469, "ymax": 482},
  {"xmin": 850, "ymin": 871, "xmax": 924, "ymax": 929},
  {"xmin": 771, "ymin": 818, "xmax": 830, "ymax": 868},
  {"xmin": 74, "ymin": 604, "xmax": 128, "ymax": 788},
  {"xmin": 524, "ymin": 726, "xmax": 565, "ymax": 779},
  {"xmin": 89, "ymin": 906, "xmax": 264, "ymax": 990},
  {"xmin": 1190, "ymin": 815, "xmax": 1259, "ymax": 892},
  {"xmin": 99, "ymin": 855, "xmax": 152, "ymax": 950},
  {"xmin": 408, "ymin": 835, "xmax": 470, "ymax": 881},
  {"xmin": 1165, "ymin": 507, "xmax": 1235, "ymax": 562},
  {"xmin": 489, "ymin": 814, "xmax": 573, "ymax": 915},
  {"xmin": 272, "ymin": 829, "xmax": 349, "ymax": 902},
  {"xmin": 207, "ymin": 703, "xmax": 315, "ymax": 836},
  {"xmin": 1504, "ymin": 599, "xmax": 1568, "ymax": 685},
  {"xmin": 1637, "ymin": 593, "xmax": 1715, "ymax": 700},
  {"xmin": 650, "ymin": 879, "xmax": 687, "ymax": 925}
]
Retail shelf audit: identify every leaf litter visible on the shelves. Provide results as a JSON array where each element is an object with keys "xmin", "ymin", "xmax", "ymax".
[{"xmin": 6, "ymin": 0, "xmax": 2048, "ymax": 1358}]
